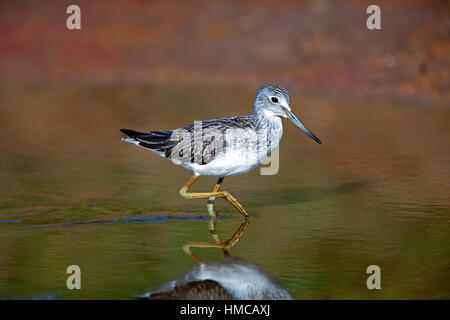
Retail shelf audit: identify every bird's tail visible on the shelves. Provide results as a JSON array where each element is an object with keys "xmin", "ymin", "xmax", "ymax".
[{"xmin": 120, "ymin": 129, "xmax": 173, "ymax": 153}]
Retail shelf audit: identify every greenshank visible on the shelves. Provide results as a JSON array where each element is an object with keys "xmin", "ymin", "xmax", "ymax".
[{"xmin": 121, "ymin": 84, "xmax": 322, "ymax": 218}]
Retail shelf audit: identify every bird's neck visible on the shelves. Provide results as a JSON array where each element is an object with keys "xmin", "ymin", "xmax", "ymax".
[
  {"xmin": 254, "ymin": 109, "xmax": 282, "ymax": 130},
  {"xmin": 253, "ymin": 110, "xmax": 284, "ymax": 152}
]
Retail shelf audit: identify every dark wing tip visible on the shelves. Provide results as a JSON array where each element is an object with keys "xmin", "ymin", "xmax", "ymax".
[
  {"xmin": 120, "ymin": 129, "xmax": 141, "ymax": 138},
  {"xmin": 120, "ymin": 128, "xmax": 130, "ymax": 135}
]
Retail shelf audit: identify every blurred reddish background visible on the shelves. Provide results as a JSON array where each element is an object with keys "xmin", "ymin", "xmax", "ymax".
[{"xmin": 0, "ymin": 0, "xmax": 448, "ymax": 102}]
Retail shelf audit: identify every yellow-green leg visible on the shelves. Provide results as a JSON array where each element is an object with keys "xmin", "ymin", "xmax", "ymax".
[
  {"xmin": 183, "ymin": 218, "xmax": 250, "ymax": 265},
  {"xmin": 179, "ymin": 175, "xmax": 248, "ymax": 218},
  {"xmin": 206, "ymin": 177, "xmax": 224, "ymax": 219}
]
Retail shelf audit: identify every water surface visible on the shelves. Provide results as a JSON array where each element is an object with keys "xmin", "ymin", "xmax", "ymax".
[{"xmin": 0, "ymin": 82, "xmax": 449, "ymax": 299}]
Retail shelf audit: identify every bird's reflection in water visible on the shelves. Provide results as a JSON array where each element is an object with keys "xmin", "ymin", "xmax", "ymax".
[{"xmin": 140, "ymin": 217, "xmax": 292, "ymax": 300}]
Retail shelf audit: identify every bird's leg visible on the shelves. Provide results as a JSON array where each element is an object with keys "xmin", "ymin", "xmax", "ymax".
[
  {"xmin": 179, "ymin": 175, "xmax": 222, "ymax": 242},
  {"xmin": 187, "ymin": 178, "xmax": 228, "ymax": 257},
  {"xmin": 179, "ymin": 175, "xmax": 248, "ymax": 218},
  {"xmin": 183, "ymin": 215, "xmax": 227, "ymax": 264},
  {"xmin": 207, "ymin": 194, "xmax": 248, "ymax": 257},
  {"xmin": 207, "ymin": 197, "xmax": 226, "ymax": 252},
  {"xmin": 182, "ymin": 241, "xmax": 226, "ymax": 265},
  {"xmin": 183, "ymin": 218, "xmax": 250, "ymax": 265},
  {"xmin": 206, "ymin": 177, "xmax": 224, "ymax": 218},
  {"xmin": 224, "ymin": 219, "xmax": 249, "ymax": 248}
]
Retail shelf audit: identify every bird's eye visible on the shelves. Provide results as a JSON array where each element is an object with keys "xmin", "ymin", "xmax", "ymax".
[{"xmin": 270, "ymin": 97, "xmax": 279, "ymax": 103}]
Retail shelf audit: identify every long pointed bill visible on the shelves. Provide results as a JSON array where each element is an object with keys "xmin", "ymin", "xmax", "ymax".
[{"xmin": 287, "ymin": 111, "xmax": 322, "ymax": 144}]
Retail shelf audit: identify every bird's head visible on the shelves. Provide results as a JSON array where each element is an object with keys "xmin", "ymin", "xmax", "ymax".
[{"xmin": 254, "ymin": 84, "xmax": 322, "ymax": 144}]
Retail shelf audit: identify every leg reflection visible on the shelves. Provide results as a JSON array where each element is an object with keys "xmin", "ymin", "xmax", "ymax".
[
  {"xmin": 140, "ymin": 217, "xmax": 292, "ymax": 299},
  {"xmin": 183, "ymin": 216, "xmax": 249, "ymax": 265}
]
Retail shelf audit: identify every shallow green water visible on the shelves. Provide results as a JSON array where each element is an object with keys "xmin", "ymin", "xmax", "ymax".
[{"xmin": 0, "ymin": 83, "xmax": 449, "ymax": 299}]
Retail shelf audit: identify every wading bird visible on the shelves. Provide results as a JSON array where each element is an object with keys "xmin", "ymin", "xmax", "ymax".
[{"xmin": 120, "ymin": 84, "xmax": 321, "ymax": 218}]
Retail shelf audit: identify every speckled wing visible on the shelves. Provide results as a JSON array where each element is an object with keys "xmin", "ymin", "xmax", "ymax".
[{"xmin": 120, "ymin": 115, "xmax": 256, "ymax": 165}]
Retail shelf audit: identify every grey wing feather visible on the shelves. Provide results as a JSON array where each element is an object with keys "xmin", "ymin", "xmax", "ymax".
[
  {"xmin": 121, "ymin": 115, "xmax": 256, "ymax": 165},
  {"xmin": 179, "ymin": 115, "xmax": 255, "ymax": 164}
]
